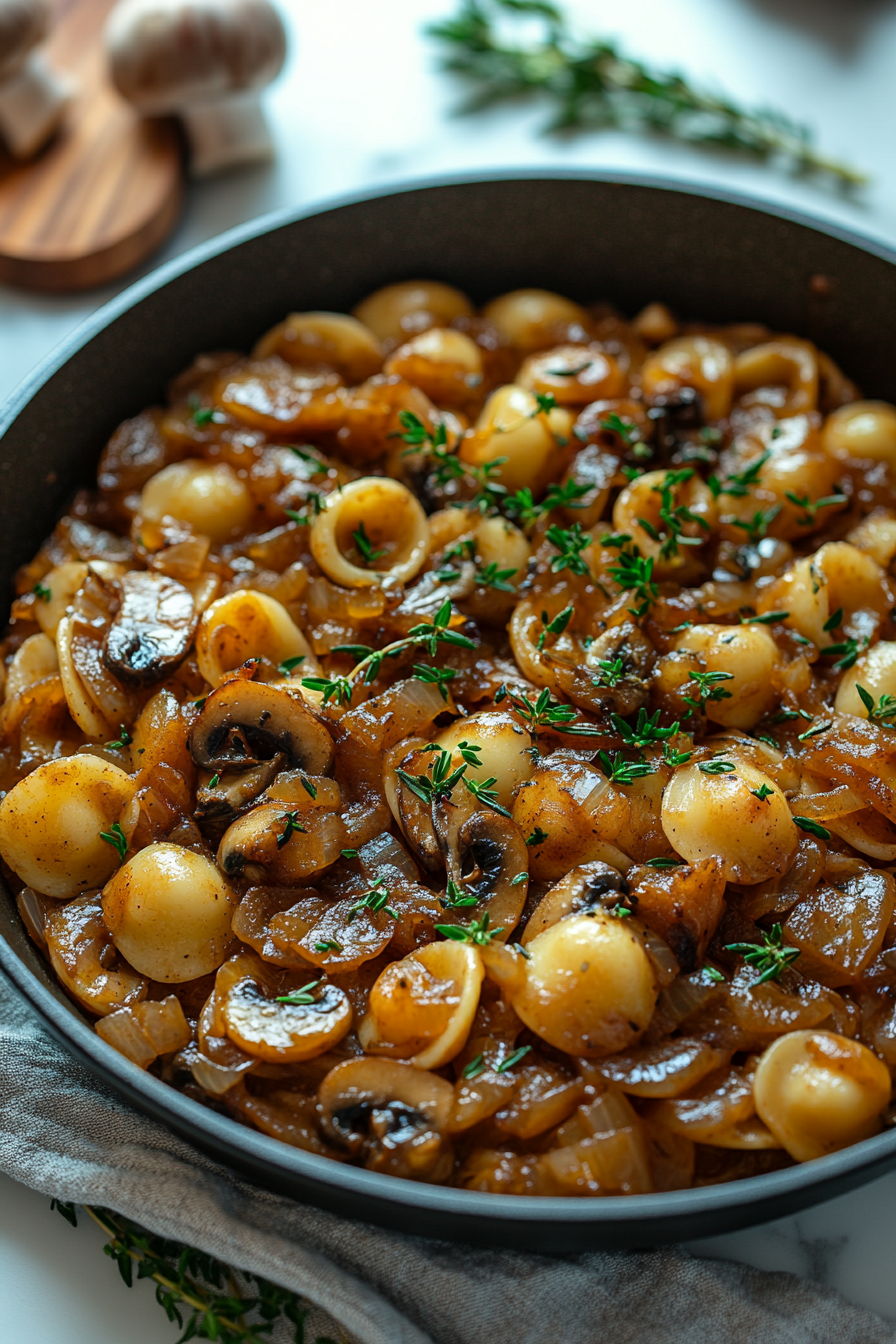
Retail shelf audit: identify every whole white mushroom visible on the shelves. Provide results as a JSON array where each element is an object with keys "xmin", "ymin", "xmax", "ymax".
[
  {"xmin": 0, "ymin": 0, "xmax": 70, "ymax": 158},
  {"xmin": 105, "ymin": 0, "xmax": 286, "ymax": 176}
]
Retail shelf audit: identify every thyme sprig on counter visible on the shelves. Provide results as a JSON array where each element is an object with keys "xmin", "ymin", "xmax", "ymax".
[
  {"xmin": 49, "ymin": 1201, "xmax": 327, "ymax": 1344},
  {"xmin": 428, "ymin": 0, "xmax": 866, "ymax": 188}
]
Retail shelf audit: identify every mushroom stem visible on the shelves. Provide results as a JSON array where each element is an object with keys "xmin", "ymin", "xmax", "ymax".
[
  {"xmin": 180, "ymin": 89, "xmax": 274, "ymax": 176},
  {"xmin": 0, "ymin": 48, "xmax": 69, "ymax": 158}
]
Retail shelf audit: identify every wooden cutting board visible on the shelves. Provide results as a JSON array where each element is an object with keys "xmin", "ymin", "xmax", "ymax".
[{"xmin": 0, "ymin": 0, "xmax": 184, "ymax": 292}]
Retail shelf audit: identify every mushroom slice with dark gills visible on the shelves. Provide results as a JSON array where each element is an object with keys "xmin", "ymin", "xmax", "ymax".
[
  {"xmin": 102, "ymin": 571, "xmax": 198, "ymax": 687},
  {"xmin": 318, "ymin": 1057, "xmax": 454, "ymax": 1181},
  {"xmin": 437, "ymin": 803, "xmax": 529, "ymax": 940},
  {"xmin": 521, "ymin": 861, "xmax": 634, "ymax": 945},
  {"xmin": 191, "ymin": 679, "xmax": 335, "ymax": 774}
]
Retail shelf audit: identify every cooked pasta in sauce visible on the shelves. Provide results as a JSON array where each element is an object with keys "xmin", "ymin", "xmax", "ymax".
[{"xmin": 4, "ymin": 281, "xmax": 896, "ymax": 1196}]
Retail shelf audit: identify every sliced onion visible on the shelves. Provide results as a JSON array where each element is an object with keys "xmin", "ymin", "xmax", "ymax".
[
  {"xmin": 96, "ymin": 1008, "xmax": 157, "ymax": 1068},
  {"xmin": 641, "ymin": 928, "xmax": 680, "ymax": 988},
  {"xmin": 16, "ymin": 887, "xmax": 52, "ymax": 948},
  {"xmin": 190, "ymin": 1054, "xmax": 255, "ymax": 1096},
  {"xmin": 359, "ymin": 830, "xmax": 420, "ymax": 886},
  {"xmin": 699, "ymin": 1115, "xmax": 782, "ymax": 1150},
  {"xmin": 598, "ymin": 1039, "xmax": 728, "ymax": 1098}
]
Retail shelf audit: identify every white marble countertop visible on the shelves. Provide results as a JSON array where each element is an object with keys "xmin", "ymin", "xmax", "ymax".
[{"xmin": 4, "ymin": 0, "xmax": 896, "ymax": 1338}]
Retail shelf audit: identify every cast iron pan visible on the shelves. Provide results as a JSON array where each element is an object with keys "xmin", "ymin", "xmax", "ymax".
[{"xmin": 3, "ymin": 173, "xmax": 896, "ymax": 1251}]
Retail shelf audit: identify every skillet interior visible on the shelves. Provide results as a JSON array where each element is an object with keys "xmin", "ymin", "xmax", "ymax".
[{"xmin": 3, "ymin": 172, "xmax": 896, "ymax": 1249}]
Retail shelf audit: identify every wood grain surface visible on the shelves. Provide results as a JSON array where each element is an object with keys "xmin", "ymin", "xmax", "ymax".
[{"xmin": 0, "ymin": 0, "xmax": 184, "ymax": 292}]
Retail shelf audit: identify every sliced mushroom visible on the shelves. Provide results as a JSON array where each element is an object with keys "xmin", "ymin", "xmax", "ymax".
[
  {"xmin": 522, "ymin": 861, "xmax": 632, "ymax": 946},
  {"xmin": 194, "ymin": 754, "xmax": 284, "ymax": 824},
  {"xmin": 191, "ymin": 679, "xmax": 334, "ymax": 773},
  {"xmin": 102, "ymin": 571, "xmax": 197, "ymax": 687},
  {"xmin": 318, "ymin": 1057, "xmax": 454, "ymax": 1180},
  {"xmin": 222, "ymin": 974, "xmax": 352, "ymax": 1063},
  {"xmin": 217, "ymin": 803, "xmax": 346, "ymax": 883},
  {"xmin": 440, "ymin": 808, "xmax": 529, "ymax": 940},
  {"xmin": 554, "ymin": 620, "xmax": 654, "ymax": 718}
]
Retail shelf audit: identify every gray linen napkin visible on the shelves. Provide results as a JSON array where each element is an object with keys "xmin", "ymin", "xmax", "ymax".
[{"xmin": 1, "ymin": 968, "xmax": 893, "ymax": 1344}]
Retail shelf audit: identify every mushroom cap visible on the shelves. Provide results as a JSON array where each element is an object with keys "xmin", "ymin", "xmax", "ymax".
[
  {"xmin": 0, "ymin": 0, "xmax": 47, "ymax": 80},
  {"xmin": 106, "ymin": 0, "xmax": 286, "ymax": 114}
]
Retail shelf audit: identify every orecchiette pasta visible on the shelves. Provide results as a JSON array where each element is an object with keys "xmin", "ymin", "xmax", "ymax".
[{"xmin": 4, "ymin": 282, "xmax": 895, "ymax": 1198}]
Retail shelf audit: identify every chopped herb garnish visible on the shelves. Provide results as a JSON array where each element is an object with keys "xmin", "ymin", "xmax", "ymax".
[
  {"xmin": 303, "ymin": 598, "xmax": 474, "ymax": 705},
  {"xmin": 798, "ymin": 719, "xmax": 832, "ymax": 741},
  {"xmin": 300, "ymin": 777, "xmax": 317, "ymax": 799},
  {"xmin": 440, "ymin": 878, "xmax": 479, "ymax": 909},
  {"xmin": 639, "ymin": 468, "xmax": 709, "ymax": 560},
  {"xmin": 645, "ymin": 856, "xmax": 683, "ymax": 869},
  {"xmin": 435, "ymin": 913, "xmax": 503, "ymax": 945},
  {"xmin": 598, "ymin": 412, "xmax": 638, "ymax": 446},
  {"xmin": 277, "ymin": 655, "xmax": 305, "ymax": 677},
  {"xmin": 725, "ymin": 504, "xmax": 780, "ymax": 545},
  {"xmin": 784, "ymin": 490, "xmax": 848, "ymax": 526},
  {"xmin": 276, "ymin": 810, "xmax": 307, "ymax": 848},
  {"xmin": 208, "ymin": 773, "xmax": 220, "ymax": 789},
  {"xmin": 545, "ymin": 523, "xmax": 592, "ymax": 576},
  {"xmin": 704, "ymin": 965, "xmax": 726, "ymax": 984},
  {"xmin": 606, "ymin": 544, "xmax": 658, "ymax": 615},
  {"xmin": 314, "ymin": 939, "xmax": 343, "ymax": 953},
  {"xmin": 106, "ymin": 725, "xmax": 132, "ymax": 749},
  {"xmin": 526, "ymin": 826, "xmax": 549, "ymax": 847},
  {"xmin": 743, "ymin": 611, "xmax": 789, "ymax": 625},
  {"xmin": 792, "ymin": 815, "xmax": 831, "ymax": 839},
  {"xmin": 750, "ymin": 783, "xmax": 774, "ymax": 802},
  {"xmin": 351, "ymin": 521, "xmax": 387, "ymax": 566},
  {"xmin": 538, "ymin": 604, "xmax": 575, "ymax": 650},
  {"xmin": 612, "ymin": 707, "xmax": 679, "ymax": 747},
  {"xmin": 856, "ymin": 684, "xmax": 896, "ymax": 724},
  {"xmin": 823, "ymin": 607, "xmax": 843, "ymax": 633},
  {"xmin": 99, "ymin": 821, "xmax": 128, "ymax": 863},
  {"xmin": 276, "ymin": 980, "xmax": 321, "ymax": 1007},
  {"xmin": 725, "ymin": 923, "xmax": 800, "ymax": 986},
  {"xmin": 463, "ymin": 775, "xmax": 512, "ymax": 817},
  {"xmin": 511, "ymin": 872, "xmax": 528, "ymax": 885},
  {"xmin": 348, "ymin": 881, "xmax": 398, "ymax": 921},
  {"xmin": 598, "ymin": 751, "xmax": 656, "ymax": 786},
  {"xmin": 476, "ymin": 560, "xmax": 518, "ymax": 591},
  {"xmin": 463, "ymin": 1053, "xmax": 486, "ymax": 1080},
  {"xmin": 412, "ymin": 663, "xmax": 457, "ymax": 701},
  {"xmin": 708, "ymin": 451, "xmax": 770, "ymax": 499},
  {"xmin": 697, "ymin": 759, "xmax": 735, "ymax": 774},
  {"xmin": 823, "ymin": 636, "xmax": 866, "ymax": 672},
  {"xmin": 340, "ymin": 848, "xmax": 359, "ymax": 859},
  {"xmin": 495, "ymin": 1045, "xmax": 532, "ymax": 1073},
  {"xmin": 32, "ymin": 581, "xmax": 51, "ymax": 602},
  {"xmin": 592, "ymin": 655, "xmax": 625, "ymax": 688},
  {"xmin": 682, "ymin": 669, "xmax": 735, "ymax": 712},
  {"xmin": 497, "ymin": 684, "xmax": 601, "ymax": 735},
  {"xmin": 397, "ymin": 747, "xmax": 468, "ymax": 804}
]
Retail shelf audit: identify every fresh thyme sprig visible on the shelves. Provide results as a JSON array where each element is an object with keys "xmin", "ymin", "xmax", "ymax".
[
  {"xmin": 611, "ymin": 707, "xmax": 679, "ymax": 748},
  {"xmin": 397, "ymin": 747, "xmax": 468, "ymax": 804},
  {"xmin": 504, "ymin": 478, "xmax": 591, "ymax": 526},
  {"xmin": 50, "ymin": 1201, "xmax": 323, "ymax": 1344},
  {"xmin": 725, "ymin": 923, "xmax": 801, "ymax": 986},
  {"xmin": 724, "ymin": 504, "xmax": 781, "ymax": 545},
  {"xmin": 682, "ymin": 669, "xmax": 735, "ymax": 712},
  {"xmin": 545, "ymin": 522, "xmax": 592, "ymax": 576},
  {"xmin": 441, "ymin": 877, "xmax": 479, "ymax": 909},
  {"xmin": 784, "ymin": 489, "xmax": 848, "ymax": 526},
  {"xmin": 435, "ymin": 912, "xmax": 504, "ymax": 944},
  {"xmin": 537, "ymin": 603, "xmax": 574, "ymax": 650},
  {"xmin": 348, "ymin": 880, "xmax": 398, "ymax": 921},
  {"xmin": 99, "ymin": 821, "xmax": 128, "ymax": 863},
  {"xmin": 276, "ymin": 980, "xmax": 321, "ymax": 1006},
  {"xmin": 597, "ymin": 750, "xmax": 656, "ymax": 786},
  {"xmin": 605, "ymin": 542, "xmax": 658, "ymax": 617},
  {"xmin": 304, "ymin": 598, "xmax": 475, "ymax": 705},
  {"xmin": 638, "ymin": 468, "xmax": 709, "ymax": 560},
  {"xmin": 708, "ymin": 452, "xmax": 770, "ymax": 499},
  {"xmin": 857, "ymin": 684, "xmax": 896, "ymax": 724},
  {"xmin": 351, "ymin": 521, "xmax": 386, "ymax": 566},
  {"xmin": 276, "ymin": 811, "xmax": 307, "ymax": 848},
  {"xmin": 496, "ymin": 683, "xmax": 602, "ymax": 735},
  {"xmin": 428, "ymin": 0, "xmax": 865, "ymax": 187}
]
